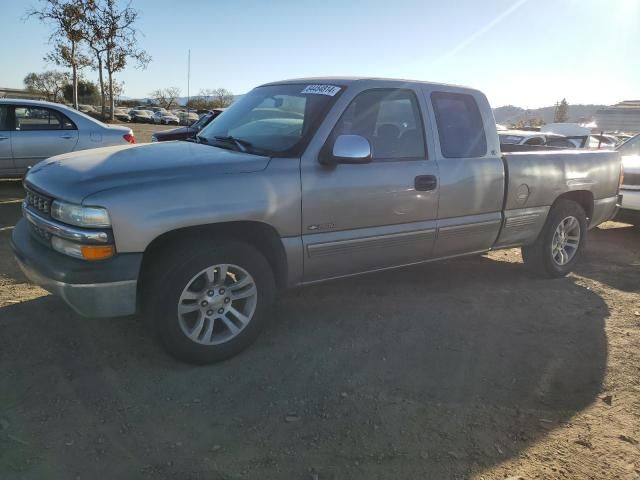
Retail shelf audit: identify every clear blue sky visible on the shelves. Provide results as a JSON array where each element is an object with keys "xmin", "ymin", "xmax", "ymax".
[{"xmin": 2, "ymin": 0, "xmax": 639, "ymax": 108}]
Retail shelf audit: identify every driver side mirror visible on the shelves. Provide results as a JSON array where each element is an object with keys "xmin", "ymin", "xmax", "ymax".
[{"xmin": 321, "ymin": 134, "xmax": 372, "ymax": 166}]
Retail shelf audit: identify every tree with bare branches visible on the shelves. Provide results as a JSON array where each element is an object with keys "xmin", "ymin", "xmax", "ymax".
[
  {"xmin": 149, "ymin": 87, "xmax": 181, "ymax": 110},
  {"xmin": 28, "ymin": 0, "xmax": 150, "ymax": 119},
  {"xmin": 26, "ymin": 0, "xmax": 91, "ymax": 109},
  {"xmin": 90, "ymin": 0, "xmax": 150, "ymax": 120},
  {"xmin": 200, "ymin": 88, "xmax": 235, "ymax": 108}
]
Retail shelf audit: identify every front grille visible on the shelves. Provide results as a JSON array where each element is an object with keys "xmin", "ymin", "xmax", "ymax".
[
  {"xmin": 622, "ymin": 172, "xmax": 640, "ymax": 187},
  {"xmin": 24, "ymin": 187, "xmax": 52, "ymax": 216},
  {"xmin": 30, "ymin": 222, "xmax": 53, "ymax": 243}
]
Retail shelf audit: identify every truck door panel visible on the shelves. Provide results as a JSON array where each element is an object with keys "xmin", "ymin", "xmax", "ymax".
[
  {"xmin": 301, "ymin": 88, "xmax": 439, "ymax": 282},
  {"xmin": 425, "ymin": 89, "xmax": 504, "ymax": 257}
]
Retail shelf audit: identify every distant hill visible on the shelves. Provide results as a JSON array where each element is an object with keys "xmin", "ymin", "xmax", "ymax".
[{"xmin": 493, "ymin": 104, "xmax": 607, "ymax": 125}]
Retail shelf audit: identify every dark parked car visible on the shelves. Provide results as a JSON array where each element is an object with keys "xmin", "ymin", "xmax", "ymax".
[
  {"xmin": 151, "ymin": 108, "xmax": 225, "ymax": 142},
  {"xmin": 128, "ymin": 109, "xmax": 154, "ymax": 123}
]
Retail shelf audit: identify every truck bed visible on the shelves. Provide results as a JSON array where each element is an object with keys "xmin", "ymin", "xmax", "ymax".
[{"xmin": 494, "ymin": 149, "xmax": 621, "ymax": 248}]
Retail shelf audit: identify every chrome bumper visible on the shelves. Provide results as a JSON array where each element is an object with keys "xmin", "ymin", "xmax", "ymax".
[{"xmin": 23, "ymin": 204, "xmax": 112, "ymax": 244}]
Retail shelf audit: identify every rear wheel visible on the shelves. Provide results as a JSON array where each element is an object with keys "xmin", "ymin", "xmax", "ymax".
[
  {"xmin": 521, "ymin": 199, "xmax": 587, "ymax": 278},
  {"xmin": 144, "ymin": 239, "xmax": 276, "ymax": 364}
]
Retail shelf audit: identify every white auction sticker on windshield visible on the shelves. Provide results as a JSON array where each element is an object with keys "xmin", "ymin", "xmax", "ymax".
[{"xmin": 301, "ymin": 85, "xmax": 341, "ymax": 96}]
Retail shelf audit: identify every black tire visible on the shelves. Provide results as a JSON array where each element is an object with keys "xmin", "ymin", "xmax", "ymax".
[
  {"xmin": 521, "ymin": 199, "xmax": 588, "ymax": 278},
  {"xmin": 144, "ymin": 239, "xmax": 276, "ymax": 364}
]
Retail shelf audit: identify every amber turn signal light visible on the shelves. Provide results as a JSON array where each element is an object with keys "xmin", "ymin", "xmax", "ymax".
[{"xmin": 80, "ymin": 245, "xmax": 115, "ymax": 260}]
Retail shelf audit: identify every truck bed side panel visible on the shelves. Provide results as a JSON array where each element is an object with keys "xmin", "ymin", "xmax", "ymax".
[{"xmin": 495, "ymin": 150, "xmax": 620, "ymax": 247}]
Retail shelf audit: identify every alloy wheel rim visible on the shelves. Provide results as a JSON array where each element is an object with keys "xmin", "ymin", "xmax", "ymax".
[
  {"xmin": 551, "ymin": 215, "xmax": 581, "ymax": 266},
  {"xmin": 177, "ymin": 264, "xmax": 257, "ymax": 345}
]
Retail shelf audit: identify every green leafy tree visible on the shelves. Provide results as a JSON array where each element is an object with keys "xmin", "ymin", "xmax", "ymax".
[
  {"xmin": 24, "ymin": 71, "xmax": 70, "ymax": 102},
  {"xmin": 63, "ymin": 79, "xmax": 100, "ymax": 104},
  {"xmin": 554, "ymin": 98, "xmax": 569, "ymax": 123}
]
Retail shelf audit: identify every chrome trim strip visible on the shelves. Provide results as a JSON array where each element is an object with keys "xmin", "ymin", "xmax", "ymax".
[
  {"xmin": 306, "ymin": 228, "xmax": 436, "ymax": 258},
  {"xmin": 23, "ymin": 204, "xmax": 111, "ymax": 244},
  {"xmin": 437, "ymin": 219, "xmax": 502, "ymax": 232}
]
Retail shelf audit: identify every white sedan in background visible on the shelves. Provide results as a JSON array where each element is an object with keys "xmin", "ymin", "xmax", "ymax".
[
  {"xmin": 498, "ymin": 129, "xmax": 575, "ymax": 148},
  {"xmin": 0, "ymin": 99, "xmax": 135, "ymax": 177},
  {"xmin": 178, "ymin": 111, "xmax": 200, "ymax": 126},
  {"xmin": 153, "ymin": 111, "xmax": 180, "ymax": 125}
]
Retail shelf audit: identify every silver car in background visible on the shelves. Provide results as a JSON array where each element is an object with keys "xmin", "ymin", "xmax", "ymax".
[{"xmin": 0, "ymin": 99, "xmax": 136, "ymax": 177}]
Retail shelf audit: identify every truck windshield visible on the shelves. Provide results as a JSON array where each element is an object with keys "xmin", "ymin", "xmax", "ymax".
[
  {"xmin": 197, "ymin": 84, "xmax": 343, "ymax": 157},
  {"xmin": 192, "ymin": 112, "xmax": 214, "ymax": 129}
]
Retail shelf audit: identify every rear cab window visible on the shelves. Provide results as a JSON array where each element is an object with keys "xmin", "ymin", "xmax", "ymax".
[{"xmin": 431, "ymin": 91, "xmax": 487, "ymax": 158}]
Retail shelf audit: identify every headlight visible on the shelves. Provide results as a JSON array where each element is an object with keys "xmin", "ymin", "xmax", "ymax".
[
  {"xmin": 151, "ymin": 135, "xmax": 158, "ymax": 142},
  {"xmin": 51, "ymin": 237, "xmax": 115, "ymax": 260},
  {"xmin": 50, "ymin": 200, "xmax": 111, "ymax": 228}
]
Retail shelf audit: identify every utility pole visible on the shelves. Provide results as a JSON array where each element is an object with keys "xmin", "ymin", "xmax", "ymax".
[{"xmin": 187, "ymin": 49, "xmax": 191, "ymax": 114}]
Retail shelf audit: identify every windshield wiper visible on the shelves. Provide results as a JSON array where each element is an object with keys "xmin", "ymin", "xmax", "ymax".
[
  {"xmin": 213, "ymin": 135, "xmax": 254, "ymax": 152},
  {"xmin": 198, "ymin": 135, "xmax": 271, "ymax": 156},
  {"xmin": 213, "ymin": 136, "xmax": 273, "ymax": 156},
  {"xmin": 196, "ymin": 134, "xmax": 237, "ymax": 152}
]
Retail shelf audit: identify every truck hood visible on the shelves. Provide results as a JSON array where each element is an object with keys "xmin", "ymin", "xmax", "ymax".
[{"xmin": 25, "ymin": 142, "xmax": 270, "ymax": 204}]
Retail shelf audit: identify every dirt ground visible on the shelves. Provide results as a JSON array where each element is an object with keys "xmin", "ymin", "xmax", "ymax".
[
  {"xmin": 0, "ymin": 176, "xmax": 639, "ymax": 480},
  {"xmin": 118, "ymin": 121, "xmax": 176, "ymax": 143}
]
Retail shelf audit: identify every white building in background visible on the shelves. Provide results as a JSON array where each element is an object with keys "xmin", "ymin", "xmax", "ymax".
[{"xmin": 594, "ymin": 100, "xmax": 640, "ymax": 133}]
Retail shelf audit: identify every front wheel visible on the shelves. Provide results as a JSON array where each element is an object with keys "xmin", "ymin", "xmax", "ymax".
[
  {"xmin": 521, "ymin": 199, "xmax": 588, "ymax": 278},
  {"xmin": 144, "ymin": 240, "xmax": 276, "ymax": 364}
]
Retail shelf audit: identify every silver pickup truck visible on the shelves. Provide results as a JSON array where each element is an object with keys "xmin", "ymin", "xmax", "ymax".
[{"xmin": 11, "ymin": 78, "xmax": 622, "ymax": 363}]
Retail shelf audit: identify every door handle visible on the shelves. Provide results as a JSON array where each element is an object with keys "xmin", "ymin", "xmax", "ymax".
[
  {"xmin": 0, "ymin": 136, "xmax": 8, "ymax": 141},
  {"xmin": 415, "ymin": 175, "xmax": 437, "ymax": 191},
  {"xmin": 60, "ymin": 135, "xmax": 73, "ymax": 140}
]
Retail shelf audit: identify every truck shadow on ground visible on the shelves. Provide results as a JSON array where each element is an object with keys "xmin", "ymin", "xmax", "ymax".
[
  {"xmin": 575, "ymin": 223, "xmax": 640, "ymax": 293},
  {"xmin": 0, "ymin": 254, "xmax": 609, "ymax": 479}
]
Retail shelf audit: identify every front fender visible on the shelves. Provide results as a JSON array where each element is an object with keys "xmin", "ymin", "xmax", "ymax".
[{"xmin": 83, "ymin": 158, "xmax": 302, "ymax": 253}]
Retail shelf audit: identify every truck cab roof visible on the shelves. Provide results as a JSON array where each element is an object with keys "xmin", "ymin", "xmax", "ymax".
[{"xmin": 260, "ymin": 77, "xmax": 481, "ymax": 93}]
